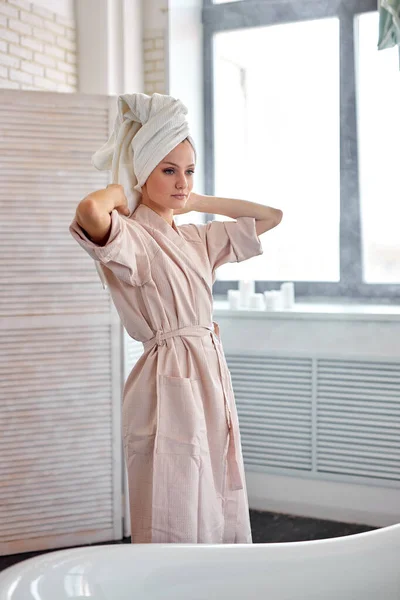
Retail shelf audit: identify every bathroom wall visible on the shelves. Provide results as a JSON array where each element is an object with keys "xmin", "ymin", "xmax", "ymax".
[
  {"xmin": 0, "ymin": 0, "xmax": 150, "ymax": 96},
  {"xmin": 0, "ymin": 0, "xmax": 78, "ymax": 92},
  {"xmin": 168, "ymin": 0, "xmax": 205, "ymax": 201},
  {"xmin": 0, "ymin": 0, "xmax": 184, "ymax": 115},
  {"xmin": 143, "ymin": 0, "xmax": 167, "ymax": 94}
]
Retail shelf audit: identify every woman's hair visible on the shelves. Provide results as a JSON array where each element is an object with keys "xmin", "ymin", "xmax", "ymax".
[{"xmin": 183, "ymin": 136, "xmax": 195, "ymax": 160}]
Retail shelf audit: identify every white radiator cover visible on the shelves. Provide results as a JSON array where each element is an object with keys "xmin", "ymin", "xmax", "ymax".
[
  {"xmin": 228, "ymin": 353, "xmax": 400, "ymax": 483},
  {"xmin": 215, "ymin": 306, "xmax": 400, "ymax": 527}
]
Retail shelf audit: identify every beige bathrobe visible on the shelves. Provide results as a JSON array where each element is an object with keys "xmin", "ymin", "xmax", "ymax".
[{"xmin": 69, "ymin": 202, "xmax": 263, "ymax": 544}]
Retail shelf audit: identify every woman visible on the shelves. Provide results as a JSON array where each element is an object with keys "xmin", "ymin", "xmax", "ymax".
[{"xmin": 70, "ymin": 94, "xmax": 283, "ymax": 544}]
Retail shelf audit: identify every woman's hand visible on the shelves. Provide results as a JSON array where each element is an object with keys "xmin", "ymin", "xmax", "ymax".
[{"xmin": 173, "ymin": 192, "xmax": 203, "ymax": 215}]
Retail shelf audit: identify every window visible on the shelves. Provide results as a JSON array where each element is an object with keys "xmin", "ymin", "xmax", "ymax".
[
  {"xmin": 213, "ymin": 19, "xmax": 340, "ymax": 283},
  {"xmin": 357, "ymin": 12, "xmax": 400, "ymax": 284},
  {"xmin": 203, "ymin": 0, "xmax": 399, "ymax": 300}
]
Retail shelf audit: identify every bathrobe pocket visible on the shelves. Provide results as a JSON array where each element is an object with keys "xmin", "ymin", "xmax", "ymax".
[
  {"xmin": 156, "ymin": 375, "xmax": 207, "ymax": 455},
  {"xmin": 151, "ymin": 375, "xmax": 223, "ymax": 542}
]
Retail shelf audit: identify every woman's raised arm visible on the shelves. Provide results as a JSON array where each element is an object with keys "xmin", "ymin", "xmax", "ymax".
[
  {"xmin": 175, "ymin": 192, "xmax": 283, "ymax": 236},
  {"xmin": 75, "ymin": 184, "xmax": 130, "ymax": 245}
]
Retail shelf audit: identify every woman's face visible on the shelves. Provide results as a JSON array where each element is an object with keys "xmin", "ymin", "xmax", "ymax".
[{"xmin": 141, "ymin": 140, "xmax": 195, "ymax": 216}]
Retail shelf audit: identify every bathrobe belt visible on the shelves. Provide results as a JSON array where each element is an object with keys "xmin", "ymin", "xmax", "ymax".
[{"xmin": 143, "ymin": 322, "xmax": 243, "ymax": 492}]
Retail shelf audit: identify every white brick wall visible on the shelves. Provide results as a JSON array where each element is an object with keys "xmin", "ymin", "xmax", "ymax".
[
  {"xmin": 143, "ymin": 30, "xmax": 166, "ymax": 95},
  {"xmin": 0, "ymin": 0, "xmax": 78, "ymax": 92}
]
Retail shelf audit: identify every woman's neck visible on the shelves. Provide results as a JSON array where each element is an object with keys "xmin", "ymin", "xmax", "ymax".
[{"xmin": 139, "ymin": 200, "xmax": 174, "ymax": 227}]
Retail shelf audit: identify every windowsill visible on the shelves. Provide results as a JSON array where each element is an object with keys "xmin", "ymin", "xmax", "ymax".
[{"xmin": 212, "ymin": 297, "xmax": 400, "ymax": 322}]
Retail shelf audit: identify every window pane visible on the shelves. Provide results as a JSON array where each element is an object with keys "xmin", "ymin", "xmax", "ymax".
[
  {"xmin": 213, "ymin": 19, "xmax": 340, "ymax": 282},
  {"xmin": 357, "ymin": 12, "xmax": 400, "ymax": 284}
]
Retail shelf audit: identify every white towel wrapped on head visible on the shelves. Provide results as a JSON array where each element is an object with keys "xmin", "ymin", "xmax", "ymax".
[{"xmin": 88, "ymin": 92, "xmax": 196, "ymax": 289}]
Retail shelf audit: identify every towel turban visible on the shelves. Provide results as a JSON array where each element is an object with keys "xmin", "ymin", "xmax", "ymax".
[{"xmin": 89, "ymin": 92, "xmax": 197, "ymax": 289}]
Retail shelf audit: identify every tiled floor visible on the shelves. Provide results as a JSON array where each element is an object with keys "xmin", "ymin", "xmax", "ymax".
[{"xmin": 0, "ymin": 509, "xmax": 377, "ymax": 573}]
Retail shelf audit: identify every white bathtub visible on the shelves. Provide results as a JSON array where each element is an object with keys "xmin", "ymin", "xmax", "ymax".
[{"xmin": 1, "ymin": 523, "xmax": 399, "ymax": 599}]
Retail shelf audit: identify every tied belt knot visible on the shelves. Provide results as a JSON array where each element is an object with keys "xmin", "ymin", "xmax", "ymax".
[
  {"xmin": 144, "ymin": 323, "xmax": 215, "ymax": 351},
  {"xmin": 155, "ymin": 329, "xmax": 167, "ymax": 347}
]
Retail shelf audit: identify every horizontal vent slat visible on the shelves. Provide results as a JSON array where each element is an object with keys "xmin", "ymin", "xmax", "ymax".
[
  {"xmin": 0, "ymin": 376, "xmax": 111, "ymax": 392},
  {"xmin": 236, "ymin": 398, "xmax": 311, "ymax": 409},
  {"xmin": 238, "ymin": 406, "xmax": 311, "ymax": 417},
  {"xmin": 1, "ymin": 502, "xmax": 113, "ymax": 527},
  {"xmin": 318, "ymin": 464, "xmax": 400, "ymax": 479},
  {"xmin": 243, "ymin": 436, "xmax": 311, "ymax": 452},
  {"xmin": 0, "ymin": 433, "xmax": 112, "ymax": 454},
  {"xmin": 234, "ymin": 386, "xmax": 312, "ymax": 397},
  {"xmin": 0, "ymin": 451, "xmax": 112, "ymax": 474},
  {"xmin": 318, "ymin": 434, "xmax": 400, "ymax": 449},
  {"xmin": 318, "ymin": 426, "xmax": 399, "ymax": 442},
  {"xmin": 318, "ymin": 451, "xmax": 400, "ymax": 467},
  {"xmin": 1, "ymin": 445, "xmax": 112, "ymax": 462},
  {"xmin": 0, "ymin": 483, "xmax": 112, "ymax": 503},
  {"xmin": 318, "ymin": 415, "xmax": 399, "ymax": 429},
  {"xmin": 0, "ymin": 518, "xmax": 113, "ymax": 542},
  {"xmin": 239, "ymin": 419, "xmax": 311, "ymax": 433},
  {"xmin": 1, "ymin": 469, "xmax": 113, "ymax": 492},
  {"xmin": 243, "ymin": 455, "xmax": 311, "ymax": 470},
  {"xmin": 243, "ymin": 442, "xmax": 311, "ymax": 458},
  {"xmin": 319, "ymin": 407, "xmax": 400, "ymax": 420},
  {"xmin": 318, "ymin": 359, "xmax": 400, "ymax": 370},
  {"xmin": 241, "ymin": 428, "xmax": 310, "ymax": 442}
]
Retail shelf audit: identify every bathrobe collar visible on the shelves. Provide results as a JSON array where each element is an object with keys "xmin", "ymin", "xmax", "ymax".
[
  {"xmin": 132, "ymin": 202, "xmax": 213, "ymax": 297},
  {"xmin": 132, "ymin": 203, "xmax": 184, "ymax": 246}
]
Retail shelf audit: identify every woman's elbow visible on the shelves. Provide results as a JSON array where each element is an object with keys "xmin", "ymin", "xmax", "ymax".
[{"xmin": 256, "ymin": 210, "xmax": 283, "ymax": 236}]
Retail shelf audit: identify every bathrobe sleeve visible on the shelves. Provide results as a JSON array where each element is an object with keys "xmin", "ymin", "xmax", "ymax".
[
  {"xmin": 189, "ymin": 216, "xmax": 263, "ymax": 273},
  {"xmin": 69, "ymin": 209, "xmax": 150, "ymax": 286}
]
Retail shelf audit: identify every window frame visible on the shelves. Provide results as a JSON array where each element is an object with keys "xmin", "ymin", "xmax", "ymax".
[{"xmin": 203, "ymin": 0, "xmax": 400, "ymax": 301}]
